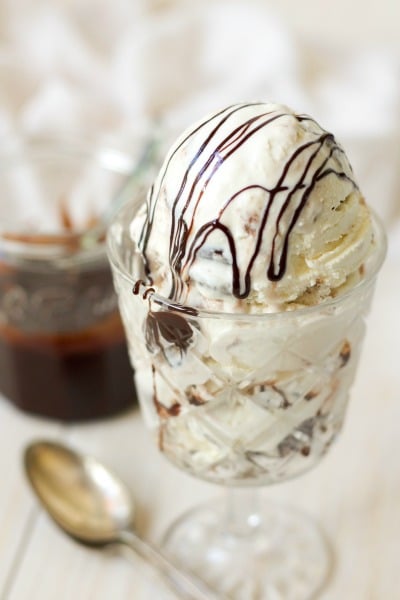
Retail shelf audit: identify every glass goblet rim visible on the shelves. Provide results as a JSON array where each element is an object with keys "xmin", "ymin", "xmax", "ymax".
[{"xmin": 107, "ymin": 200, "xmax": 387, "ymax": 322}]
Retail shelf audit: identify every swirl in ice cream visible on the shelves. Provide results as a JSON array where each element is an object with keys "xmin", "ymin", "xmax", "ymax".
[{"xmin": 133, "ymin": 102, "xmax": 374, "ymax": 312}]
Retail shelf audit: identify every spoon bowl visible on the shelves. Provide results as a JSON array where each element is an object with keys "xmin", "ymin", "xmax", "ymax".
[{"xmin": 24, "ymin": 441, "xmax": 134, "ymax": 544}]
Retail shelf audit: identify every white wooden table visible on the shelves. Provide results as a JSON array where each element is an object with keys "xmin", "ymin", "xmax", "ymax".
[{"xmin": 0, "ymin": 256, "xmax": 399, "ymax": 600}]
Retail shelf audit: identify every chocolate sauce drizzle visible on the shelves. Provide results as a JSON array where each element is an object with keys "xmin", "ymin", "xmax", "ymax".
[
  {"xmin": 145, "ymin": 310, "xmax": 194, "ymax": 362},
  {"xmin": 139, "ymin": 103, "xmax": 358, "ymax": 301}
]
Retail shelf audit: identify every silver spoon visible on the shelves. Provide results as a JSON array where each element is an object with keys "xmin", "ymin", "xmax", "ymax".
[{"xmin": 24, "ymin": 440, "xmax": 223, "ymax": 600}]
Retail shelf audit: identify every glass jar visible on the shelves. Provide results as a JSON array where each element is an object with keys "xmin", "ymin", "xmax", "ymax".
[{"xmin": 0, "ymin": 137, "xmax": 141, "ymax": 421}]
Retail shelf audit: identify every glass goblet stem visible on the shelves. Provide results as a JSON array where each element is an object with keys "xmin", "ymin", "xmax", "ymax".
[{"xmin": 224, "ymin": 488, "xmax": 262, "ymax": 537}]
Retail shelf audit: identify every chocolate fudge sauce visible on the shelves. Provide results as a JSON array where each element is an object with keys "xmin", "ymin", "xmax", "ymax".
[{"xmin": 0, "ymin": 251, "xmax": 136, "ymax": 421}]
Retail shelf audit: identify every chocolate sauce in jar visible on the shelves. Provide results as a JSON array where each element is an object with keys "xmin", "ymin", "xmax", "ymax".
[
  {"xmin": 0, "ymin": 139, "xmax": 140, "ymax": 421},
  {"xmin": 0, "ymin": 247, "xmax": 136, "ymax": 421}
]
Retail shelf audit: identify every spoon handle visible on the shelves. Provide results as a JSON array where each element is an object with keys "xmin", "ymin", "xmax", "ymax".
[{"xmin": 119, "ymin": 529, "xmax": 224, "ymax": 600}]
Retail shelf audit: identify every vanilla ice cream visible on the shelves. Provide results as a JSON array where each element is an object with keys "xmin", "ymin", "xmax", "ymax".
[
  {"xmin": 133, "ymin": 102, "xmax": 374, "ymax": 312},
  {"xmin": 108, "ymin": 101, "xmax": 385, "ymax": 485}
]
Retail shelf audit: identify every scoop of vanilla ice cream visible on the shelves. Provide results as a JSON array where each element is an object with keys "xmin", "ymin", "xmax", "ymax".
[{"xmin": 132, "ymin": 102, "xmax": 374, "ymax": 312}]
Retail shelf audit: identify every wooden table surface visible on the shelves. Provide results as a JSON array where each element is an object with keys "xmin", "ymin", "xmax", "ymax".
[{"xmin": 0, "ymin": 256, "xmax": 399, "ymax": 600}]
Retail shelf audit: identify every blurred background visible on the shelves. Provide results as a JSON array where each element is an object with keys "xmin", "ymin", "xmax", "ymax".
[{"xmin": 0, "ymin": 0, "xmax": 399, "ymax": 240}]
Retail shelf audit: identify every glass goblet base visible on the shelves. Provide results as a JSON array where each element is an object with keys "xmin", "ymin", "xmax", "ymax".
[{"xmin": 162, "ymin": 496, "xmax": 332, "ymax": 600}]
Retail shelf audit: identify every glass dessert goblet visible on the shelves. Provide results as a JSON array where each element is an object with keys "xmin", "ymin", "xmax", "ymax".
[{"xmin": 108, "ymin": 200, "xmax": 386, "ymax": 600}]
